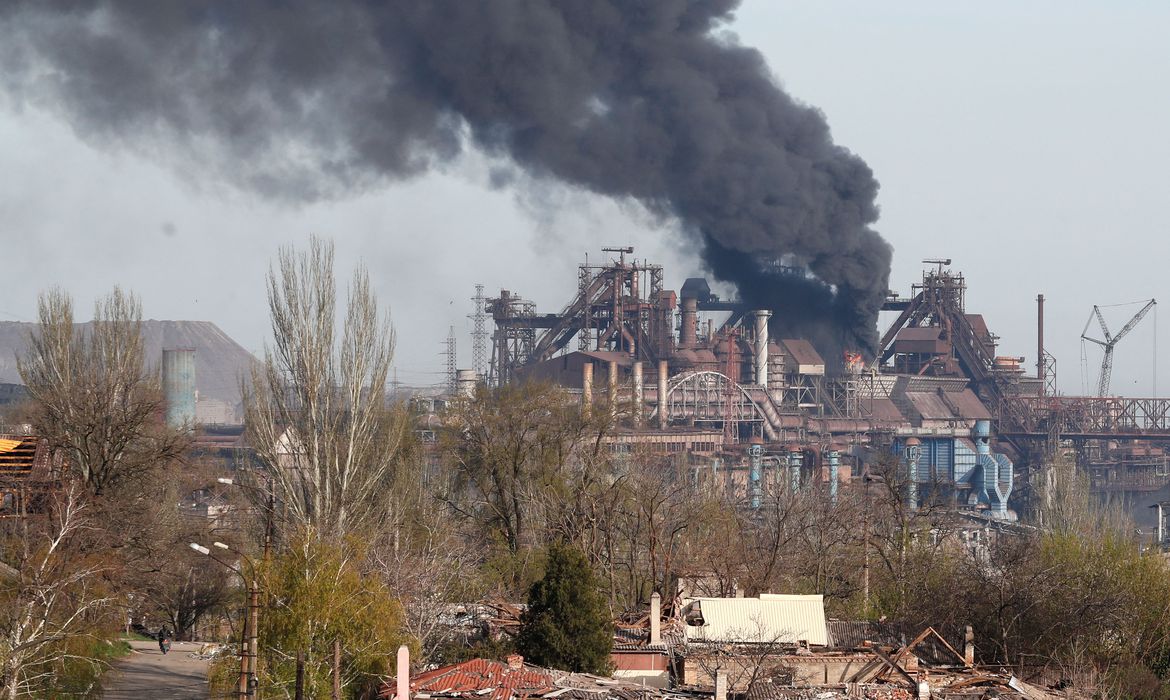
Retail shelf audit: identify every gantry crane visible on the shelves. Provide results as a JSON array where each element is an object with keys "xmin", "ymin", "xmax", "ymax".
[{"xmin": 1081, "ymin": 299, "xmax": 1157, "ymax": 397}]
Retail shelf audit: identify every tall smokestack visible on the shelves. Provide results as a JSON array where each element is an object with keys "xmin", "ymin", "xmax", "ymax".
[
  {"xmin": 1037, "ymin": 294, "xmax": 1046, "ymax": 392},
  {"xmin": 582, "ymin": 362, "xmax": 594, "ymax": 410},
  {"xmin": 754, "ymin": 310, "xmax": 772, "ymax": 389},
  {"xmin": 0, "ymin": 2, "xmax": 891, "ymax": 350},
  {"xmin": 680, "ymin": 297, "xmax": 698, "ymax": 348}
]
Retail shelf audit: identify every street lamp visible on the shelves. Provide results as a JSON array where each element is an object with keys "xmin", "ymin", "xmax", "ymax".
[{"xmin": 190, "ymin": 541, "xmax": 261, "ymax": 698}]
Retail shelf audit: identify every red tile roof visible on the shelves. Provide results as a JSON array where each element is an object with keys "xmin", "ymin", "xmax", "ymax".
[{"xmin": 381, "ymin": 658, "xmax": 554, "ymax": 700}]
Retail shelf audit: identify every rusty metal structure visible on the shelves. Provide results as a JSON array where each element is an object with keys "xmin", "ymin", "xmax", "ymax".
[
  {"xmin": 481, "ymin": 250, "xmax": 1170, "ymax": 517},
  {"xmin": 0, "ymin": 434, "xmax": 63, "ymax": 518}
]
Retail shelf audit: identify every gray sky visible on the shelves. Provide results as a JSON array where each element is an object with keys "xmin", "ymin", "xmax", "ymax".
[{"xmin": 1, "ymin": 1, "xmax": 1167, "ymax": 395}]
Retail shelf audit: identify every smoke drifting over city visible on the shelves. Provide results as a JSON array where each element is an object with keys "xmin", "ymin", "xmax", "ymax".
[{"xmin": 0, "ymin": 0, "xmax": 890, "ymax": 354}]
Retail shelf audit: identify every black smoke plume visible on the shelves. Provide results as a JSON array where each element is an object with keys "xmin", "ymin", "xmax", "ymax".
[{"xmin": 0, "ymin": 0, "xmax": 891, "ymax": 354}]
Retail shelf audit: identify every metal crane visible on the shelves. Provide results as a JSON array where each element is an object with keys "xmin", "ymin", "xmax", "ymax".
[{"xmin": 1081, "ymin": 299, "xmax": 1157, "ymax": 397}]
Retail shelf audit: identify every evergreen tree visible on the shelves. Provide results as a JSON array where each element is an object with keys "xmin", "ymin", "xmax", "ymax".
[{"xmin": 516, "ymin": 543, "xmax": 613, "ymax": 673}]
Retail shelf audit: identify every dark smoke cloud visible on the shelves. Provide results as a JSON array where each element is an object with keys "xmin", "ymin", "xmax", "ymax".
[{"xmin": 0, "ymin": 0, "xmax": 891, "ymax": 355}]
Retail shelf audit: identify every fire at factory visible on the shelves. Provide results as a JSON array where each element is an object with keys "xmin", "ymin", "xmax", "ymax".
[{"xmin": 431, "ymin": 248, "xmax": 1170, "ymax": 525}]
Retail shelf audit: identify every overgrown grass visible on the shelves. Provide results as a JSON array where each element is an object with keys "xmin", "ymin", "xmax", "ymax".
[
  {"xmin": 119, "ymin": 630, "xmax": 157, "ymax": 642},
  {"xmin": 25, "ymin": 636, "xmax": 134, "ymax": 699}
]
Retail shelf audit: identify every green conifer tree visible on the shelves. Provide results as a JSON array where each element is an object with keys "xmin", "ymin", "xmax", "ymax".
[{"xmin": 516, "ymin": 543, "xmax": 613, "ymax": 673}]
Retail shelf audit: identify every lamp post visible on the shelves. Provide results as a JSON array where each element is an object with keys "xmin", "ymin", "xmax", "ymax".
[
  {"xmin": 215, "ymin": 472, "xmax": 276, "ymax": 698},
  {"xmin": 190, "ymin": 542, "xmax": 260, "ymax": 698}
]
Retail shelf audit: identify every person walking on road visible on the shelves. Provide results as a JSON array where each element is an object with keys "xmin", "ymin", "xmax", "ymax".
[{"xmin": 158, "ymin": 627, "xmax": 172, "ymax": 655}]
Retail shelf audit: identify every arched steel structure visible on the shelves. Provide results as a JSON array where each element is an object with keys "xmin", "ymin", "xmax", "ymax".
[{"xmin": 653, "ymin": 370, "xmax": 775, "ymax": 441}]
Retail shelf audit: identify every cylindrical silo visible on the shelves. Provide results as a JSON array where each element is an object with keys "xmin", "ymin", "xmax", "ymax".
[{"xmin": 162, "ymin": 348, "xmax": 196, "ymax": 429}]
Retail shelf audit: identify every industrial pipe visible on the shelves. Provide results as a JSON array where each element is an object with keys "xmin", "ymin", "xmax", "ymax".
[
  {"xmin": 754, "ymin": 310, "xmax": 772, "ymax": 389},
  {"xmin": 904, "ymin": 437, "xmax": 922, "ymax": 512},
  {"xmin": 632, "ymin": 361, "xmax": 644, "ymax": 427},
  {"xmin": 973, "ymin": 419, "xmax": 1011, "ymax": 518},
  {"xmin": 657, "ymin": 360, "xmax": 668, "ymax": 429},
  {"xmin": 786, "ymin": 444, "xmax": 803, "ymax": 493},
  {"xmin": 582, "ymin": 362, "xmax": 593, "ymax": 410},
  {"xmin": 748, "ymin": 440, "xmax": 763, "ymax": 509}
]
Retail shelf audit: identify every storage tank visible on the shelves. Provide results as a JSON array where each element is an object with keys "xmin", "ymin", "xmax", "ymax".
[{"xmin": 162, "ymin": 348, "xmax": 196, "ymax": 429}]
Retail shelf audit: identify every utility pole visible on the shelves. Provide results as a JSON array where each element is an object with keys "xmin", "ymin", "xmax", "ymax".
[
  {"xmin": 249, "ymin": 579, "xmax": 260, "ymax": 696},
  {"xmin": 237, "ymin": 612, "xmax": 249, "ymax": 699}
]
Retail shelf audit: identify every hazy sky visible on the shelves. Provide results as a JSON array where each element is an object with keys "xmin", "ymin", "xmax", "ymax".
[{"xmin": 1, "ymin": 1, "xmax": 1166, "ymax": 395}]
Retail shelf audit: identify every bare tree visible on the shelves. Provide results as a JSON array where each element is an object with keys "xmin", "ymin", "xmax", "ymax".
[
  {"xmin": 17, "ymin": 288, "xmax": 189, "ymax": 497},
  {"xmin": 371, "ymin": 509, "xmax": 480, "ymax": 661},
  {"xmin": 442, "ymin": 381, "xmax": 606, "ymax": 554},
  {"xmin": 244, "ymin": 237, "xmax": 408, "ymax": 541},
  {"xmin": 687, "ymin": 617, "xmax": 798, "ymax": 692},
  {"xmin": 142, "ymin": 555, "xmax": 235, "ymax": 642},
  {"xmin": 0, "ymin": 482, "xmax": 115, "ymax": 699}
]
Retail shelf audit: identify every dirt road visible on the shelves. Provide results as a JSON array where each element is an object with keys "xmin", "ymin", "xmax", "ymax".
[{"xmin": 103, "ymin": 640, "xmax": 211, "ymax": 699}]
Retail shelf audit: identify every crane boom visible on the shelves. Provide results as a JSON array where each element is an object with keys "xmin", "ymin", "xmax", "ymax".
[
  {"xmin": 1113, "ymin": 299, "xmax": 1157, "ymax": 344},
  {"xmin": 1082, "ymin": 299, "xmax": 1157, "ymax": 396},
  {"xmin": 1094, "ymin": 306, "xmax": 1112, "ymax": 343}
]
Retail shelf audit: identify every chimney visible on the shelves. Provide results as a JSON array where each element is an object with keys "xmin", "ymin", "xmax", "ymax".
[
  {"xmin": 633, "ymin": 361, "xmax": 644, "ymax": 427},
  {"xmin": 714, "ymin": 670, "xmax": 728, "ymax": 700},
  {"xmin": 680, "ymin": 296, "xmax": 698, "ymax": 347},
  {"xmin": 657, "ymin": 360, "xmax": 669, "ymax": 430},
  {"xmin": 650, "ymin": 592, "xmax": 662, "ymax": 645},
  {"xmin": 1037, "ymin": 294, "xmax": 1045, "ymax": 392},
  {"xmin": 963, "ymin": 625, "xmax": 975, "ymax": 666},
  {"xmin": 396, "ymin": 645, "xmax": 410, "ymax": 700},
  {"xmin": 506, "ymin": 654, "xmax": 524, "ymax": 670},
  {"xmin": 582, "ymin": 362, "xmax": 594, "ymax": 410},
  {"xmin": 754, "ymin": 310, "xmax": 772, "ymax": 389}
]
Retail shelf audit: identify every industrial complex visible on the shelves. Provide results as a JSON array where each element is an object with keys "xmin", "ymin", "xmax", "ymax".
[{"xmin": 450, "ymin": 248, "xmax": 1170, "ymax": 524}]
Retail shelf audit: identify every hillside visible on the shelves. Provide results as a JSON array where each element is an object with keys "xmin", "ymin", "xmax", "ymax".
[{"xmin": 0, "ymin": 320, "xmax": 257, "ymax": 424}]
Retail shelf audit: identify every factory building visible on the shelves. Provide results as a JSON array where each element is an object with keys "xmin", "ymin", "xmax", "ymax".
[{"xmin": 474, "ymin": 249, "xmax": 1026, "ymax": 520}]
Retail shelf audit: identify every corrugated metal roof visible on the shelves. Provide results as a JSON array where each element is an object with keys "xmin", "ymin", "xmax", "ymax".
[
  {"xmin": 904, "ymin": 392, "xmax": 955, "ymax": 421},
  {"xmin": 866, "ymin": 399, "xmax": 906, "ymax": 422},
  {"xmin": 825, "ymin": 620, "xmax": 901, "ymax": 649},
  {"xmin": 948, "ymin": 389, "xmax": 991, "ymax": 420},
  {"xmin": 683, "ymin": 595, "xmax": 828, "ymax": 646},
  {"xmin": 904, "ymin": 389, "xmax": 989, "ymax": 421},
  {"xmin": 964, "ymin": 314, "xmax": 990, "ymax": 339},
  {"xmin": 778, "ymin": 339, "xmax": 824, "ymax": 369}
]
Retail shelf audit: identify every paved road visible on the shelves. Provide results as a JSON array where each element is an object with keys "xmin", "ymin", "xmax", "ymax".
[{"xmin": 103, "ymin": 640, "xmax": 211, "ymax": 699}]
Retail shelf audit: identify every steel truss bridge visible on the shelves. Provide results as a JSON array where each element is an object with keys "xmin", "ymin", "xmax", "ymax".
[{"xmin": 1000, "ymin": 396, "xmax": 1170, "ymax": 440}]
